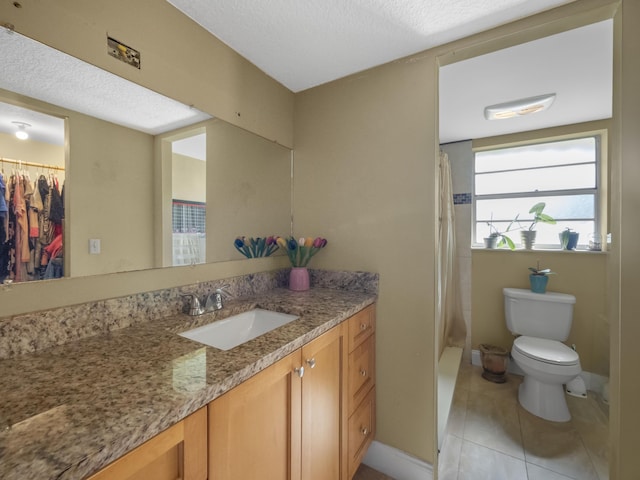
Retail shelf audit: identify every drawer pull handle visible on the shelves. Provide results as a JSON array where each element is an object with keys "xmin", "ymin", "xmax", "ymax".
[
  {"xmin": 361, "ymin": 427, "xmax": 370, "ymax": 436},
  {"xmin": 360, "ymin": 323, "xmax": 368, "ymax": 331},
  {"xmin": 306, "ymin": 358, "xmax": 316, "ymax": 369},
  {"xmin": 295, "ymin": 366, "xmax": 304, "ymax": 378},
  {"xmin": 360, "ymin": 369, "xmax": 367, "ymax": 377}
]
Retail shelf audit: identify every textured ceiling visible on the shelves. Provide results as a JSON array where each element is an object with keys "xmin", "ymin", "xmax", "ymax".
[
  {"xmin": 0, "ymin": 29, "xmax": 212, "ymax": 146},
  {"xmin": 167, "ymin": 0, "xmax": 575, "ymax": 92}
]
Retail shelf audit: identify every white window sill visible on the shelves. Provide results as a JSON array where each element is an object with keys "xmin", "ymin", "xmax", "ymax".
[{"xmin": 470, "ymin": 245, "xmax": 608, "ymax": 254}]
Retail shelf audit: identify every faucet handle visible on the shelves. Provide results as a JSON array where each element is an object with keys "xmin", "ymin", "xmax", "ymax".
[{"xmin": 181, "ymin": 294, "xmax": 203, "ymax": 315}]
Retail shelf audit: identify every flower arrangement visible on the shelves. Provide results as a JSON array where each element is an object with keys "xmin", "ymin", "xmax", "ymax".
[
  {"xmin": 233, "ymin": 236, "xmax": 280, "ymax": 258},
  {"xmin": 276, "ymin": 236, "xmax": 328, "ymax": 267}
]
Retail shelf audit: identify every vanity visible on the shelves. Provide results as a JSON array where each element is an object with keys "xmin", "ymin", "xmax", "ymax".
[{"xmin": 0, "ymin": 270, "xmax": 377, "ymax": 480}]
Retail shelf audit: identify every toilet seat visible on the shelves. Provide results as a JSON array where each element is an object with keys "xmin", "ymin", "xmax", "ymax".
[{"xmin": 513, "ymin": 336, "xmax": 579, "ymax": 366}]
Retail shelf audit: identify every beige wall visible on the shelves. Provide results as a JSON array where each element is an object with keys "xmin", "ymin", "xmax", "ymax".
[
  {"xmin": 206, "ymin": 119, "xmax": 291, "ymax": 263},
  {"xmin": 294, "ymin": 47, "xmax": 439, "ymax": 463},
  {"xmin": 294, "ymin": 0, "xmax": 620, "ymax": 468},
  {"xmin": 0, "ymin": 132, "xmax": 65, "ymax": 174},
  {"xmin": 172, "ymin": 154, "xmax": 206, "ymax": 203},
  {"xmin": 68, "ymin": 112, "xmax": 156, "ymax": 277},
  {"xmin": 610, "ymin": 1, "xmax": 640, "ymax": 478},
  {"xmin": 472, "ymin": 250, "xmax": 608, "ymax": 374}
]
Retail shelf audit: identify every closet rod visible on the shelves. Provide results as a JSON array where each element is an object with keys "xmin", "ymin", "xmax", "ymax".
[{"xmin": 0, "ymin": 157, "xmax": 65, "ymax": 172}]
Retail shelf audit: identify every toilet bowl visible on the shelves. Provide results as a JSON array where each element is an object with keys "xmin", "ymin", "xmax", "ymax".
[
  {"xmin": 511, "ymin": 336, "xmax": 581, "ymax": 422},
  {"xmin": 503, "ymin": 288, "xmax": 581, "ymax": 422}
]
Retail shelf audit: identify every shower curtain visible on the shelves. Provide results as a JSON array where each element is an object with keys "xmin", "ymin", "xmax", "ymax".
[{"xmin": 437, "ymin": 151, "xmax": 466, "ymax": 358}]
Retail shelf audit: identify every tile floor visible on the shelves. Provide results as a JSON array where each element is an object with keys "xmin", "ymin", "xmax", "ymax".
[{"xmin": 439, "ymin": 362, "xmax": 609, "ymax": 480}]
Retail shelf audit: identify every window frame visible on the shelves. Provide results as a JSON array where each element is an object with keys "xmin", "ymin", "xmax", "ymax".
[{"xmin": 472, "ymin": 133, "xmax": 603, "ymax": 250}]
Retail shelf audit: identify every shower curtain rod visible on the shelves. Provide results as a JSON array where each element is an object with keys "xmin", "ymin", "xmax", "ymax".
[{"xmin": 0, "ymin": 156, "xmax": 65, "ymax": 172}]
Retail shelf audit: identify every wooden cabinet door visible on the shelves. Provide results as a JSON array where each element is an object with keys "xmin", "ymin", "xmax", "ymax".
[
  {"xmin": 87, "ymin": 407, "xmax": 207, "ymax": 480},
  {"xmin": 208, "ymin": 350, "xmax": 302, "ymax": 480},
  {"xmin": 301, "ymin": 325, "xmax": 344, "ymax": 480}
]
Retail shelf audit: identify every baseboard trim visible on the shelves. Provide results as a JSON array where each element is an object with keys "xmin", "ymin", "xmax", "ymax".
[
  {"xmin": 362, "ymin": 440, "xmax": 434, "ymax": 480},
  {"xmin": 471, "ymin": 349, "xmax": 609, "ymax": 396}
]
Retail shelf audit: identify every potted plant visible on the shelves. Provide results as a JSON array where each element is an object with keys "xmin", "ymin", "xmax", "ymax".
[
  {"xmin": 518, "ymin": 202, "xmax": 556, "ymax": 249},
  {"xmin": 528, "ymin": 261, "xmax": 555, "ymax": 294},
  {"xmin": 484, "ymin": 214, "xmax": 516, "ymax": 250},
  {"xmin": 559, "ymin": 228, "xmax": 580, "ymax": 250}
]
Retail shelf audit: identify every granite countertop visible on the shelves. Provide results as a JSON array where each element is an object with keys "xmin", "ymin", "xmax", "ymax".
[{"xmin": 0, "ymin": 287, "xmax": 376, "ymax": 480}]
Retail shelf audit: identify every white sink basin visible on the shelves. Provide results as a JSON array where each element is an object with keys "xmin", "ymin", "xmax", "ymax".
[{"xmin": 179, "ymin": 308, "xmax": 299, "ymax": 351}]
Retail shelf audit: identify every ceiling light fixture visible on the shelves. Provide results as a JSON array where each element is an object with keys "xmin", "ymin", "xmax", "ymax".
[
  {"xmin": 12, "ymin": 121, "xmax": 31, "ymax": 140},
  {"xmin": 484, "ymin": 93, "xmax": 556, "ymax": 120}
]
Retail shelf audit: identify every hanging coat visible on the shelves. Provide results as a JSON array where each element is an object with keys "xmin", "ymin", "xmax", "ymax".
[
  {"xmin": 13, "ymin": 175, "xmax": 30, "ymax": 263},
  {"xmin": 49, "ymin": 178, "xmax": 64, "ymax": 224},
  {"xmin": 0, "ymin": 173, "xmax": 7, "ymax": 220}
]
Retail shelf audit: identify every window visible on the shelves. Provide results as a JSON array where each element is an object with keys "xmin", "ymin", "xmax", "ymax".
[
  {"xmin": 172, "ymin": 200, "xmax": 206, "ymax": 266},
  {"xmin": 474, "ymin": 136, "xmax": 601, "ymax": 248}
]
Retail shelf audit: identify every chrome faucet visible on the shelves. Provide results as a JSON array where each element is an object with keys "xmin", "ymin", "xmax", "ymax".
[
  {"xmin": 181, "ymin": 286, "xmax": 230, "ymax": 316},
  {"xmin": 181, "ymin": 294, "xmax": 205, "ymax": 316},
  {"xmin": 205, "ymin": 286, "xmax": 230, "ymax": 312}
]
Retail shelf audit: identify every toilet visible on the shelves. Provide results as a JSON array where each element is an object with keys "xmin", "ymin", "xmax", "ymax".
[{"xmin": 503, "ymin": 287, "xmax": 582, "ymax": 422}]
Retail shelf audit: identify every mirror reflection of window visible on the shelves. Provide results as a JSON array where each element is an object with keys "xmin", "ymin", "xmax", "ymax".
[
  {"xmin": 0, "ymin": 101, "xmax": 66, "ymax": 284},
  {"xmin": 171, "ymin": 132, "xmax": 206, "ymax": 266}
]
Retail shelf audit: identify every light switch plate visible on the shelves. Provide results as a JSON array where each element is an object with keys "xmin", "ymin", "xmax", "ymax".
[{"xmin": 89, "ymin": 239, "xmax": 101, "ymax": 255}]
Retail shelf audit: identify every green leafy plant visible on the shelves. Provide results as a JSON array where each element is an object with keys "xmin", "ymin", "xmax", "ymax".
[
  {"xmin": 522, "ymin": 202, "xmax": 556, "ymax": 231},
  {"xmin": 485, "ymin": 214, "xmax": 517, "ymax": 250}
]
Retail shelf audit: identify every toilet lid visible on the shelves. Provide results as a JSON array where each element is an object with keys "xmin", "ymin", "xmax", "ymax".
[{"xmin": 513, "ymin": 336, "xmax": 579, "ymax": 366}]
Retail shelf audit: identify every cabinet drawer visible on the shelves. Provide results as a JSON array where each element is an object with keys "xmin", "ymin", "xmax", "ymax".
[
  {"xmin": 347, "ymin": 387, "xmax": 376, "ymax": 479},
  {"xmin": 347, "ymin": 305, "xmax": 375, "ymax": 353},
  {"xmin": 348, "ymin": 334, "xmax": 375, "ymax": 414}
]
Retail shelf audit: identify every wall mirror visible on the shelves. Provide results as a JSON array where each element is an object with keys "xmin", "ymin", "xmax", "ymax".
[{"xmin": 0, "ymin": 29, "xmax": 292, "ymax": 285}]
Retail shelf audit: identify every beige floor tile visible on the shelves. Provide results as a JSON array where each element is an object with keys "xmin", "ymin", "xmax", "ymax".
[
  {"xmin": 567, "ymin": 394, "xmax": 609, "ymax": 430},
  {"xmin": 566, "ymin": 395, "xmax": 609, "ymax": 479},
  {"xmin": 519, "ymin": 406, "xmax": 599, "ymax": 479},
  {"xmin": 465, "ymin": 365, "xmax": 522, "ymax": 398},
  {"xmin": 458, "ymin": 439, "xmax": 528, "ymax": 480},
  {"xmin": 444, "ymin": 363, "xmax": 609, "ymax": 479},
  {"xmin": 526, "ymin": 462, "xmax": 577, "ymax": 480},
  {"xmin": 439, "ymin": 433, "xmax": 462, "ymax": 480},
  {"xmin": 463, "ymin": 389, "xmax": 525, "ymax": 459}
]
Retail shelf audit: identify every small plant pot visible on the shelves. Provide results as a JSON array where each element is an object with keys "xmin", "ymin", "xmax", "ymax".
[
  {"xmin": 483, "ymin": 236, "xmax": 498, "ymax": 249},
  {"xmin": 529, "ymin": 274, "xmax": 549, "ymax": 294},
  {"xmin": 559, "ymin": 231, "xmax": 580, "ymax": 250},
  {"xmin": 479, "ymin": 344, "xmax": 509, "ymax": 383},
  {"xmin": 521, "ymin": 230, "xmax": 537, "ymax": 249}
]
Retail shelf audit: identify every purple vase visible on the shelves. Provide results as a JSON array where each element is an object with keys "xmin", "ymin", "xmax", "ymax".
[{"xmin": 289, "ymin": 267, "xmax": 310, "ymax": 291}]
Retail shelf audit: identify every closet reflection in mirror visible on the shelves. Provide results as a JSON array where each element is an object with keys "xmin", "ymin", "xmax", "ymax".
[
  {"xmin": 0, "ymin": 30, "xmax": 293, "ymax": 282},
  {"xmin": 0, "ymin": 101, "xmax": 66, "ymax": 284}
]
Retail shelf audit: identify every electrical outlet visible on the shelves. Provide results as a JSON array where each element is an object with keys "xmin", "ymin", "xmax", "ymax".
[{"xmin": 89, "ymin": 239, "xmax": 101, "ymax": 254}]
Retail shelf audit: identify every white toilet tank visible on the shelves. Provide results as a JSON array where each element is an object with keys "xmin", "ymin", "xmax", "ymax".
[{"xmin": 503, "ymin": 288, "xmax": 576, "ymax": 341}]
